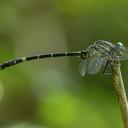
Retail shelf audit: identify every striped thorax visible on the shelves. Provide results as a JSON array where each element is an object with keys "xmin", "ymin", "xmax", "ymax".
[{"xmin": 84, "ymin": 40, "xmax": 124, "ymax": 60}]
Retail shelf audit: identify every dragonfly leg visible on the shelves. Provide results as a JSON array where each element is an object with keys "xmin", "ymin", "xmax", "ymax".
[
  {"xmin": 103, "ymin": 60, "xmax": 112, "ymax": 76},
  {"xmin": 110, "ymin": 59, "xmax": 120, "ymax": 66}
]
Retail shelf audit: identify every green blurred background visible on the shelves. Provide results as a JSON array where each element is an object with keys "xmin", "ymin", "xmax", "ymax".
[{"xmin": 0, "ymin": 0, "xmax": 128, "ymax": 128}]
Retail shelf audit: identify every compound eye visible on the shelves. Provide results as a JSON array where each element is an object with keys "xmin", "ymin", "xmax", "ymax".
[{"xmin": 117, "ymin": 42, "xmax": 123, "ymax": 47}]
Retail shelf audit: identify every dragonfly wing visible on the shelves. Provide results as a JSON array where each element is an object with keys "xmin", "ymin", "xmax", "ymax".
[
  {"xmin": 79, "ymin": 59, "xmax": 88, "ymax": 76},
  {"xmin": 87, "ymin": 56, "xmax": 103, "ymax": 74},
  {"xmin": 79, "ymin": 56, "xmax": 103, "ymax": 76},
  {"xmin": 118, "ymin": 48, "xmax": 128, "ymax": 61},
  {"xmin": 120, "ymin": 51, "xmax": 128, "ymax": 61},
  {"xmin": 102, "ymin": 57, "xmax": 108, "ymax": 66}
]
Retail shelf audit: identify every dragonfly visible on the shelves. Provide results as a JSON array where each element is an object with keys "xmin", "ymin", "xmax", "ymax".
[
  {"xmin": 79, "ymin": 40, "xmax": 127, "ymax": 76},
  {"xmin": 0, "ymin": 40, "xmax": 127, "ymax": 76}
]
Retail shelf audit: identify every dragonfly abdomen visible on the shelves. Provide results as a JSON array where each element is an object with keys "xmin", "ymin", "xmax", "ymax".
[{"xmin": 0, "ymin": 52, "xmax": 81, "ymax": 70}]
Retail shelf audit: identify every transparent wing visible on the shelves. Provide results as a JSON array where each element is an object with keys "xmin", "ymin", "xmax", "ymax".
[
  {"xmin": 87, "ymin": 56, "xmax": 103, "ymax": 74},
  {"xmin": 79, "ymin": 56, "xmax": 104, "ymax": 76},
  {"xmin": 119, "ymin": 48, "xmax": 128, "ymax": 61},
  {"xmin": 79, "ymin": 59, "xmax": 88, "ymax": 76}
]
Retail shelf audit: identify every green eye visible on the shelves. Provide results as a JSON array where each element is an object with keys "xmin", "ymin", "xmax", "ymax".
[
  {"xmin": 116, "ymin": 42, "xmax": 124, "ymax": 48},
  {"xmin": 116, "ymin": 42, "xmax": 123, "ymax": 47}
]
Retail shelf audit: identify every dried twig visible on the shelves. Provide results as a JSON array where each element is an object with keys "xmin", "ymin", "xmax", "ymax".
[{"xmin": 111, "ymin": 63, "xmax": 128, "ymax": 128}]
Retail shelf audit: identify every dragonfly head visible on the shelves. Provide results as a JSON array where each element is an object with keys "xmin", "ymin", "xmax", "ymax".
[{"xmin": 114, "ymin": 42, "xmax": 125, "ymax": 56}]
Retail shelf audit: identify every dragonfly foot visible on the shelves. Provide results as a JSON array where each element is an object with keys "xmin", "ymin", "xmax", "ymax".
[
  {"xmin": 111, "ymin": 59, "xmax": 120, "ymax": 66},
  {"xmin": 103, "ymin": 72, "xmax": 112, "ymax": 76}
]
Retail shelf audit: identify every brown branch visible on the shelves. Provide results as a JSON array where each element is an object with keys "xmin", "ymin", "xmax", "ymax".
[{"xmin": 111, "ymin": 63, "xmax": 128, "ymax": 128}]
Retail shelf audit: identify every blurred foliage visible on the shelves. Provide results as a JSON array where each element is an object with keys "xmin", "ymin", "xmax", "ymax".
[{"xmin": 0, "ymin": 0, "xmax": 128, "ymax": 127}]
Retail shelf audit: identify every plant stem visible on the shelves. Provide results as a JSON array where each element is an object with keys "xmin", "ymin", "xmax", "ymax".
[{"xmin": 111, "ymin": 64, "xmax": 128, "ymax": 128}]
